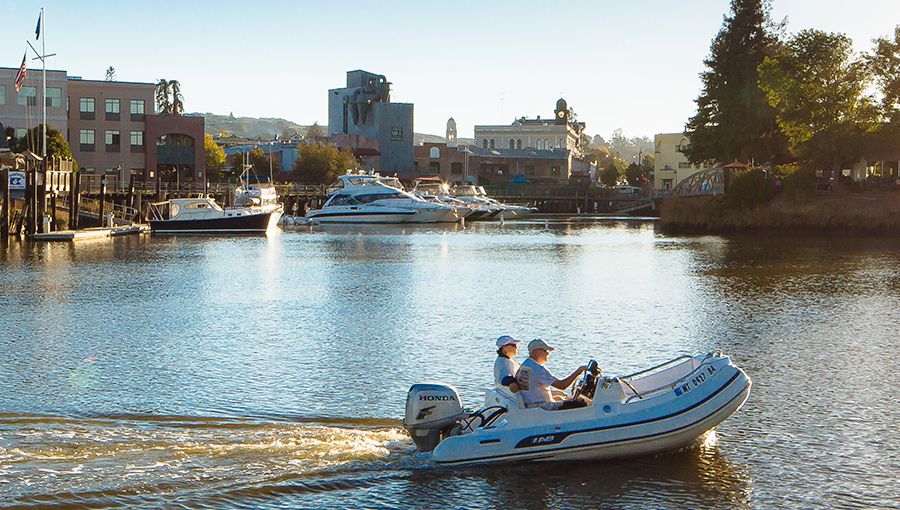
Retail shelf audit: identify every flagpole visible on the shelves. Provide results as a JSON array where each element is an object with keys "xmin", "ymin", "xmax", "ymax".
[{"xmin": 41, "ymin": 7, "xmax": 46, "ymax": 159}]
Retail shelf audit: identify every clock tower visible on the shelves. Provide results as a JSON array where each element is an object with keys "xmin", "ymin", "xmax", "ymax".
[{"xmin": 555, "ymin": 98, "xmax": 568, "ymax": 125}]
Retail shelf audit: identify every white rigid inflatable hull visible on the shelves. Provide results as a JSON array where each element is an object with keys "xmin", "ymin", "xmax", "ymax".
[{"xmin": 428, "ymin": 352, "xmax": 751, "ymax": 466}]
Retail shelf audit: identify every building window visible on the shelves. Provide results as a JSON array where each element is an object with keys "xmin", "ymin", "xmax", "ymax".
[
  {"xmin": 106, "ymin": 130, "xmax": 121, "ymax": 152},
  {"xmin": 131, "ymin": 131, "xmax": 145, "ymax": 153},
  {"xmin": 79, "ymin": 129, "xmax": 95, "ymax": 152},
  {"xmin": 429, "ymin": 161, "xmax": 440, "ymax": 173},
  {"xmin": 106, "ymin": 98, "xmax": 120, "ymax": 121},
  {"xmin": 482, "ymin": 139, "xmax": 488, "ymax": 148},
  {"xmin": 0, "ymin": 85, "xmax": 5, "ymax": 105},
  {"xmin": 489, "ymin": 138, "xmax": 496, "ymax": 149},
  {"xmin": 558, "ymin": 137, "xmax": 564, "ymax": 148},
  {"xmin": 18, "ymin": 87, "xmax": 37, "ymax": 107},
  {"xmin": 545, "ymin": 138, "xmax": 551, "ymax": 149},
  {"xmin": 430, "ymin": 147, "xmax": 440, "ymax": 158},
  {"xmin": 83, "ymin": 167, "xmax": 95, "ymax": 173},
  {"xmin": 508, "ymin": 139, "xmax": 515, "ymax": 149},
  {"xmin": 46, "ymin": 87, "xmax": 61, "ymax": 107},
  {"xmin": 678, "ymin": 162, "xmax": 692, "ymax": 169},
  {"xmin": 517, "ymin": 139, "xmax": 523, "ymax": 150},
  {"xmin": 80, "ymin": 97, "xmax": 95, "ymax": 120},
  {"xmin": 130, "ymin": 99, "xmax": 145, "ymax": 120}
]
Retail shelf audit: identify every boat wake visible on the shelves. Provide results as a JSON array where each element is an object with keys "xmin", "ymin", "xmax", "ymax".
[{"xmin": 0, "ymin": 413, "xmax": 427, "ymax": 508}]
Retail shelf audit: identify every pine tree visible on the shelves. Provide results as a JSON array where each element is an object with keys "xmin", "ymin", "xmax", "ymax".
[{"xmin": 684, "ymin": 0, "xmax": 790, "ymax": 166}]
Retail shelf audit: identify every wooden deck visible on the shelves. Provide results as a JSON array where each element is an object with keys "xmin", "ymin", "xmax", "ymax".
[{"xmin": 33, "ymin": 224, "xmax": 149, "ymax": 242}]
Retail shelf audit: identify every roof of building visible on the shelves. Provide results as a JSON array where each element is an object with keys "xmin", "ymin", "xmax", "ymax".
[{"xmin": 468, "ymin": 147, "xmax": 569, "ymax": 160}]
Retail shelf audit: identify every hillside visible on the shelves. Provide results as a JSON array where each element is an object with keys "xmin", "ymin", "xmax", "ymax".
[{"xmin": 198, "ymin": 112, "xmax": 472, "ymax": 145}]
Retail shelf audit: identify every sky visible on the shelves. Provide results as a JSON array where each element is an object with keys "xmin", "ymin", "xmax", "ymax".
[{"xmin": 4, "ymin": 1, "xmax": 900, "ymax": 141}]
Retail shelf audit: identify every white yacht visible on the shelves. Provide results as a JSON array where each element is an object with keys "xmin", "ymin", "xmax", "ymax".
[
  {"xmin": 451, "ymin": 185, "xmax": 534, "ymax": 219},
  {"xmin": 305, "ymin": 173, "xmax": 460, "ymax": 224},
  {"xmin": 410, "ymin": 182, "xmax": 479, "ymax": 220},
  {"xmin": 234, "ymin": 166, "xmax": 283, "ymax": 217}
]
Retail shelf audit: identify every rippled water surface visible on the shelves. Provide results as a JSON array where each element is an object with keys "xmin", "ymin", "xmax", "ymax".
[{"xmin": 2, "ymin": 220, "xmax": 899, "ymax": 509}]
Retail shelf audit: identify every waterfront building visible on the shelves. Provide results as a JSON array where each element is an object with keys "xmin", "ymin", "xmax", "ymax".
[
  {"xmin": 472, "ymin": 98, "xmax": 586, "ymax": 183},
  {"xmin": 327, "ymin": 70, "xmax": 413, "ymax": 175},
  {"xmin": 653, "ymin": 133, "xmax": 708, "ymax": 191},
  {"xmin": 413, "ymin": 141, "xmax": 571, "ymax": 186},
  {"xmin": 0, "ymin": 67, "xmax": 204, "ymax": 191}
]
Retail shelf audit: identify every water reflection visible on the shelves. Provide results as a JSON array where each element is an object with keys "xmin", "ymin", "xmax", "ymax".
[
  {"xmin": 393, "ymin": 438, "xmax": 750, "ymax": 510},
  {"xmin": 5, "ymin": 221, "xmax": 900, "ymax": 508}
]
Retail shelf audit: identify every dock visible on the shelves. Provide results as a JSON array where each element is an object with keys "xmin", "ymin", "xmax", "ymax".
[{"xmin": 33, "ymin": 224, "xmax": 149, "ymax": 242}]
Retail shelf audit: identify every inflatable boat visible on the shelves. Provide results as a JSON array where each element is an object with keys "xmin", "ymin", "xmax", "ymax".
[{"xmin": 404, "ymin": 351, "xmax": 751, "ymax": 466}]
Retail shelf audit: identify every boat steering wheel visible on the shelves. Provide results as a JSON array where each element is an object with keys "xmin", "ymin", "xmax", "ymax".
[{"xmin": 572, "ymin": 360, "xmax": 601, "ymax": 401}]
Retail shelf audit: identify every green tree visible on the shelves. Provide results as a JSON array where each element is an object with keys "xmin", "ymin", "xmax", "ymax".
[
  {"xmin": 291, "ymin": 143, "xmax": 357, "ymax": 184},
  {"xmin": 155, "ymin": 79, "xmax": 184, "ymax": 114},
  {"xmin": 248, "ymin": 147, "xmax": 282, "ymax": 177},
  {"xmin": 759, "ymin": 29, "xmax": 878, "ymax": 178},
  {"xmin": 641, "ymin": 153, "xmax": 655, "ymax": 174},
  {"xmin": 12, "ymin": 124, "xmax": 74, "ymax": 162},
  {"xmin": 684, "ymin": 0, "xmax": 790, "ymax": 166},
  {"xmin": 169, "ymin": 80, "xmax": 184, "ymax": 115},
  {"xmin": 866, "ymin": 25, "xmax": 900, "ymax": 121},
  {"xmin": 204, "ymin": 133, "xmax": 226, "ymax": 179},
  {"xmin": 155, "ymin": 79, "xmax": 170, "ymax": 114},
  {"xmin": 306, "ymin": 122, "xmax": 325, "ymax": 140},
  {"xmin": 624, "ymin": 163, "xmax": 644, "ymax": 187},
  {"xmin": 599, "ymin": 161, "xmax": 623, "ymax": 187},
  {"xmin": 227, "ymin": 151, "xmax": 248, "ymax": 182}
]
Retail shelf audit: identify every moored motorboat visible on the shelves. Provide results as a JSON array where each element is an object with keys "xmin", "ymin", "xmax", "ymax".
[
  {"xmin": 451, "ymin": 185, "xmax": 534, "ymax": 220},
  {"xmin": 305, "ymin": 173, "xmax": 459, "ymax": 224},
  {"xmin": 404, "ymin": 350, "xmax": 750, "ymax": 466},
  {"xmin": 148, "ymin": 197, "xmax": 277, "ymax": 234}
]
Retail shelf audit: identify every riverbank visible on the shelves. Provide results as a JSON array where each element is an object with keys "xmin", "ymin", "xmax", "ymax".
[{"xmin": 659, "ymin": 191, "xmax": 900, "ymax": 234}]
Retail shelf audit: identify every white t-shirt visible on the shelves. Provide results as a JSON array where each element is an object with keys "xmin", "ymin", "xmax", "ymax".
[
  {"xmin": 494, "ymin": 356, "xmax": 520, "ymax": 386},
  {"xmin": 516, "ymin": 357, "xmax": 558, "ymax": 406}
]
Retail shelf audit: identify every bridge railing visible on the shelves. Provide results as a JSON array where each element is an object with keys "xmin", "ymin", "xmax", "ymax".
[{"xmin": 58, "ymin": 196, "xmax": 139, "ymax": 222}]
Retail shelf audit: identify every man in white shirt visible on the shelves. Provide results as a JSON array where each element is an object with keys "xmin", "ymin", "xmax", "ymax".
[
  {"xmin": 494, "ymin": 335, "xmax": 521, "ymax": 392},
  {"xmin": 516, "ymin": 339, "xmax": 586, "ymax": 410}
]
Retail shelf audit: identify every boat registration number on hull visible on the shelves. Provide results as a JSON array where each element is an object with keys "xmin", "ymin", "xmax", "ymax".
[{"xmin": 674, "ymin": 365, "xmax": 717, "ymax": 397}]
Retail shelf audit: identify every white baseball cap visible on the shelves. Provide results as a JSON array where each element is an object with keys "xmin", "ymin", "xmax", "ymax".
[
  {"xmin": 527, "ymin": 339, "xmax": 555, "ymax": 353},
  {"xmin": 496, "ymin": 335, "xmax": 521, "ymax": 348}
]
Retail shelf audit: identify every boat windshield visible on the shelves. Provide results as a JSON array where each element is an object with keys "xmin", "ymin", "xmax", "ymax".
[
  {"xmin": 355, "ymin": 192, "xmax": 411, "ymax": 204},
  {"xmin": 327, "ymin": 194, "xmax": 363, "ymax": 206}
]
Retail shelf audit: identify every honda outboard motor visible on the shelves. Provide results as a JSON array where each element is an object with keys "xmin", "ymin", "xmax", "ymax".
[{"xmin": 404, "ymin": 383, "xmax": 465, "ymax": 453}]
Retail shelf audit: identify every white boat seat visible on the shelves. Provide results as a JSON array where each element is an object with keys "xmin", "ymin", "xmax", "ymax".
[{"xmin": 515, "ymin": 392, "xmax": 529, "ymax": 410}]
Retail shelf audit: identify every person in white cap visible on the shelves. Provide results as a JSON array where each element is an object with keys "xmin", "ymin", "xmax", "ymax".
[
  {"xmin": 515, "ymin": 339, "xmax": 587, "ymax": 410},
  {"xmin": 494, "ymin": 335, "xmax": 521, "ymax": 393}
]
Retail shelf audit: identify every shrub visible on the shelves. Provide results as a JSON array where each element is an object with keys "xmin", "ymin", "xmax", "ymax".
[{"xmin": 724, "ymin": 170, "xmax": 773, "ymax": 211}]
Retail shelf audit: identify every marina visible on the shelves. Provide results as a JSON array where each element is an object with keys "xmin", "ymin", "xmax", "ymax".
[{"xmin": 2, "ymin": 220, "xmax": 899, "ymax": 509}]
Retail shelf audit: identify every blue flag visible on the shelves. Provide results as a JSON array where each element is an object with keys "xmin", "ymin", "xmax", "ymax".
[{"xmin": 35, "ymin": 11, "xmax": 41, "ymax": 40}]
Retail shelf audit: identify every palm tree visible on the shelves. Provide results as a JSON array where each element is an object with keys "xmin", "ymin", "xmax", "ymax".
[
  {"xmin": 169, "ymin": 80, "xmax": 184, "ymax": 115},
  {"xmin": 155, "ymin": 79, "xmax": 171, "ymax": 114}
]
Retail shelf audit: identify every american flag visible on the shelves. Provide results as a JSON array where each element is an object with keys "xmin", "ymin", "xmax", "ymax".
[{"xmin": 14, "ymin": 54, "xmax": 27, "ymax": 93}]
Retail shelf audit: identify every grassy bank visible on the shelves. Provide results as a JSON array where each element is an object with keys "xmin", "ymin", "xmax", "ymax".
[{"xmin": 659, "ymin": 192, "xmax": 900, "ymax": 233}]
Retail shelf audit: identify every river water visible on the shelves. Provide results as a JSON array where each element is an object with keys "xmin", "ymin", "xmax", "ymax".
[{"xmin": 1, "ymin": 219, "xmax": 898, "ymax": 509}]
